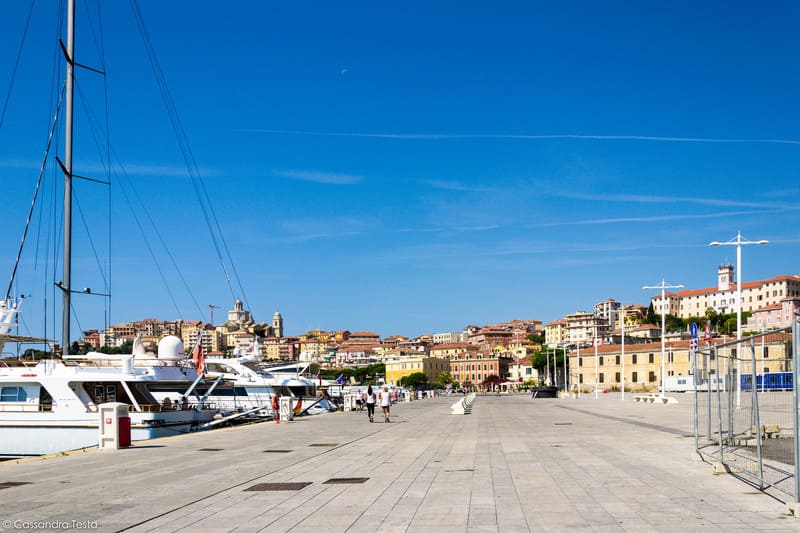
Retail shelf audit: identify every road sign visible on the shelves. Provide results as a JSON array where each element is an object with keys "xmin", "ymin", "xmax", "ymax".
[
  {"xmin": 704, "ymin": 320, "xmax": 712, "ymax": 341},
  {"xmin": 690, "ymin": 322, "xmax": 698, "ymax": 339}
]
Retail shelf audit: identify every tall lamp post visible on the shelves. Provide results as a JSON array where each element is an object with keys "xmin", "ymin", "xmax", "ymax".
[
  {"xmin": 594, "ymin": 323, "xmax": 599, "ymax": 399},
  {"xmin": 709, "ymin": 231, "xmax": 768, "ymax": 407},
  {"xmin": 643, "ymin": 279, "xmax": 684, "ymax": 397},
  {"xmin": 620, "ymin": 304, "xmax": 626, "ymax": 401},
  {"xmin": 562, "ymin": 342, "xmax": 567, "ymax": 395}
]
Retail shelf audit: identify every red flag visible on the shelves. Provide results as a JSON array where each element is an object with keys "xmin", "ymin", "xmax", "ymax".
[{"xmin": 192, "ymin": 334, "xmax": 205, "ymax": 374}]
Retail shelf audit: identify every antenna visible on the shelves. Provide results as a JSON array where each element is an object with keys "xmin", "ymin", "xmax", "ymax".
[{"xmin": 208, "ymin": 304, "xmax": 220, "ymax": 325}]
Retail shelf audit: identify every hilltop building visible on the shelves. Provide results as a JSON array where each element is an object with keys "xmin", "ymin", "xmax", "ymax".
[{"xmin": 646, "ymin": 265, "xmax": 800, "ymax": 328}]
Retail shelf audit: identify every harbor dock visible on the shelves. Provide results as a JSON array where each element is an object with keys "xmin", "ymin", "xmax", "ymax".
[{"xmin": 0, "ymin": 393, "xmax": 794, "ymax": 532}]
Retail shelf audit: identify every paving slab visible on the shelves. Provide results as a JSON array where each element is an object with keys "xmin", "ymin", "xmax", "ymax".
[{"xmin": 0, "ymin": 393, "xmax": 797, "ymax": 532}]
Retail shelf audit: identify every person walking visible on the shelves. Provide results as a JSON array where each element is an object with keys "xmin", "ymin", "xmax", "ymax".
[
  {"xmin": 365, "ymin": 385, "xmax": 376, "ymax": 423},
  {"xmin": 271, "ymin": 394, "xmax": 280, "ymax": 424},
  {"xmin": 380, "ymin": 386, "xmax": 391, "ymax": 423}
]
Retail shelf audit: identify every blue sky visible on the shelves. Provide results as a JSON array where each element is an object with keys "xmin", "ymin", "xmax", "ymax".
[{"xmin": 2, "ymin": 1, "xmax": 799, "ymax": 342}]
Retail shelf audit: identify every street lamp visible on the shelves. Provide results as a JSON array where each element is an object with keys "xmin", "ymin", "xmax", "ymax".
[
  {"xmin": 594, "ymin": 323, "xmax": 599, "ymax": 399},
  {"xmin": 620, "ymin": 304, "xmax": 626, "ymax": 401},
  {"xmin": 709, "ymin": 231, "xmax": 768, "ymax": 407},
  {"xmin": 643, "ymin": 279, "xmax": 684, "ymax": 397}
]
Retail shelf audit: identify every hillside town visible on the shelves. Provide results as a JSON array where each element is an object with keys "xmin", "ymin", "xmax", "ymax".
[{"xmin": 73, "ymin": 264, "xmax": 800, "ymax": 392}]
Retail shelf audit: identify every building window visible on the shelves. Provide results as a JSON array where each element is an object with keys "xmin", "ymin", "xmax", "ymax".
[
  {"xmin": 615, "ymin": 355, "xmax": 620, "ymax": 365},
  {"xmin": 764, "ymin": 347, "xmax": 769, "ymax": 358},
  {"xmin": 649, "ymin": 353, "xmax": 654, "ymax": 364},
  {"xmin": 615, "ymin": 372, "xmax": 620, "ymax": 383},
  {"xmin": 649, "ymin": 371, "xmax": 656, "ymax": 382},
  {"xmin": 632, "ymin": 354, "xmax": 637, "ymax": 364},
  {"xmin": 599, "ymin": 356, "xmax": 603, "ymax": 366},
  {"xmin": 599, "ymin": 373, "xmax": 604, "ymax": 383},
  {"xmin": 579, "ymin": 374, "xmax": 583, "ymax": 384},
  {"xmin": 632, "ymin": 371, "xmax": 638, "ymax": 382}
]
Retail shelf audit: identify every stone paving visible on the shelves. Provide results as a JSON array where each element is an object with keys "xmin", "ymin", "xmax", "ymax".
[{"xmin": 1, "ymin": 393, "xmax": 798, "ymax": 532}]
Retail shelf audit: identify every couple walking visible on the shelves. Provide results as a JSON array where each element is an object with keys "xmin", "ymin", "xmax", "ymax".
[{"xmin": 364, "ymin": 385, "xmax": 391, "ymax": 423}]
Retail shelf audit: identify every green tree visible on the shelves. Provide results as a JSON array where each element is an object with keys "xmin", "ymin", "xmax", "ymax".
[
  {"xmin": 482, "ymin": 374, "xmax": 501, "ymax": 390},
  {"xmin": 437, "ymin": 371, "xmax": 453, "ymax": 385},
  {"xmin": 646, "ymin": 302, "xmax": 657, "ymax": 325},
  {"xmin": 526, "ymin": 333, "xmax": 545, "ymax": 345},
  {"xmin": 399, "ymin": 372, "xmax": 429, "ymax": 390}
]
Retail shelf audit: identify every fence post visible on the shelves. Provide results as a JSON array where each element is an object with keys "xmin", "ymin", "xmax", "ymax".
[
  {"xmin": 727, "ymin": 348, "xmax": 734, "ymax": 446},
  {"xmin": 706, "ymin": 349, "xmax": 711, "ymax": 441},
  {"xmin": 750, "ymin": 337, "xmax": 763, "ymax": 489},
  {"xmin": 793, "ymin": 319, "xmax": 800, "ymax": 504},
  {"xmin": 716, "ymin": 345, "xmax": 724, "ymax": 461},
  {"xmin": 693, "ymin": 344, "xmax": 699, "ymax": 452}
]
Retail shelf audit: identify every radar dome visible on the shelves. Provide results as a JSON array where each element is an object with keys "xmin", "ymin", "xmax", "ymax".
[{"xmin": 158, "ymin": 335, "xmax": 185, "ymax": 360}]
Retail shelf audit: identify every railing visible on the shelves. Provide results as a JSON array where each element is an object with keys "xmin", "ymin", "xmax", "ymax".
[
  {"xmin": 0, "ymin": 402, "xmax": 55, "ymax": 412},
  {"xmin": 693, "ymin": 322, "xmax": 798, "ymax": 503}
]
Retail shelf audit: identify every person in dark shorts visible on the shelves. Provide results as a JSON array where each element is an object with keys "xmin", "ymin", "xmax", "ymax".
[{"xmin": 365, "ymin": 385, "xmax": 376, "ymax": 422}]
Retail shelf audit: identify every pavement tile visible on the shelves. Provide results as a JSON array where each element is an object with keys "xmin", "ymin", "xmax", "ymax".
[{"xmin": 0, "ymin": 393, "xmax": 796, "ymax": 532}]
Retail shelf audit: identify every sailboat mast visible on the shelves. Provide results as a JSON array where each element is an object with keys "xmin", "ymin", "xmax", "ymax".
[{"xmin": 62, "ymin": 0, "xmax": 76, "ymax": 355}]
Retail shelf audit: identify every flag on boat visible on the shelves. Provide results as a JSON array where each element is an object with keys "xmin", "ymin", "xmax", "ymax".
[
  {"xmin": 336, "ymin": 374, "xmax": 344, "ymax": 385},
  {"xmin": 192, "ymin": 334, "xmax": 205, "ymax": 374}
]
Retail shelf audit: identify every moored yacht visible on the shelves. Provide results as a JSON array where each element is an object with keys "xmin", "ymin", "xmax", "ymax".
[
  {"xmin": 0, "ymin": 336, "xmax": 216, "ymax": 459},
  {"xmin": 186, "ymin": 345, "xmax": 336, "ymax": 417}
]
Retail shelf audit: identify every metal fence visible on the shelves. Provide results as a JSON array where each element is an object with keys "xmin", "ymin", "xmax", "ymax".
[{"xmin": 694, "ymin": 321, "xmax": 799, "ymax": 501}]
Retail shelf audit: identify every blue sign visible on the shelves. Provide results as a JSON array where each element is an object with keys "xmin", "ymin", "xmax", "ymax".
[{"xmin": 690, "ymin": 322, "xmax": 698, "ymax": 339}]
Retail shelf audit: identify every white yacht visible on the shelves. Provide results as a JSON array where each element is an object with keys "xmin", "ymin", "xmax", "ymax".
[
  {"xmin": 0, "ymin": 336, "xmax": 216, "ymax": 459},
  {"xmin": 187, "ymin": 346, "xmax": 336, "ymax": 417}
]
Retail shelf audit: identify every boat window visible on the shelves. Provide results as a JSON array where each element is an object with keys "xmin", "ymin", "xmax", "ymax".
[
  {"xmin": 206, "ymin": 363, "xmax": 238, "ymax": 375},
  {"xmin": 0, "ymin": 386, "xmax": 27, "ymax": 402},
  {"xmin": 106, "ymin": 385, "xmax": 117, "ymax": 402},
  {"xmin": 242, "ymin": 362, "xmax": 261, "ymax": 372},
  {"xmin": 94, "ymin": 385, "xmax": 106, "ymax": 403}
]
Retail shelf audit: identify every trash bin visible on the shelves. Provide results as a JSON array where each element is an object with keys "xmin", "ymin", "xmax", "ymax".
[
  {"xmin": 279, "ymin": 396, "xmax": 294, "ymax": 421},
  {"xmin": 99, "ymin": 402, "xmax": 130, "ymax": 450}
]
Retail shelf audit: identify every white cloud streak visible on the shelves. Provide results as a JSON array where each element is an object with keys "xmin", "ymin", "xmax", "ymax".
[
  {"xmin": 245, "ymin": 129, "xmax": 800, "ymax": 145},
  {"xmin": 274, "ymin": 169, "xmax": 363, "ymax": 185},
  {"xmin": 532, "ymin": 209, "xmax": 779, "ymax": 227},
  {"xmin": 554, "ymin": 192, "xmax": 797, "ymax": 210}
]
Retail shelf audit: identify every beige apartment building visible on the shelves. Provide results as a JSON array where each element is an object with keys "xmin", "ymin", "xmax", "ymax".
[
  {"xmin": 649, "ymin": 265, "xmax": 800, "ymax": 322},
  {"xmin": 563, "ymin": 311, "xmax": 609, "ymax": 346},
  {"xmin": 569, "ymin": 334, "xmax": 791, "ymax": 392},
  {"xmin": 544, "ymin": 320, "xmax": 568, "ymax": 347},
  {"xmin": 429, "ymin": 342, "xmax": 478, "ymax": 360}
]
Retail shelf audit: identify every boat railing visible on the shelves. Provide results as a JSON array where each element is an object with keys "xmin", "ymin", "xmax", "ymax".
[
  {"xmin": 0, "ymin": 402, "xmax": 56, "ymax": 412},
  {"xmin": 0, "ymin": 359, "xmax": 41, "ymax": 369}
]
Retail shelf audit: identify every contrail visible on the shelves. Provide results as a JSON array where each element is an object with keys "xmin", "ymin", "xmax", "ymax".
[{"xmin": 244, "ymin": 129, "xmax": 800, "ymax": 145}]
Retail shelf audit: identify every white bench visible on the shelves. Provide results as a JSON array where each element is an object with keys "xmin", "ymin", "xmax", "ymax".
[
  {"xmin": 451, "ymin": 393, "xmax": 476, "ymax": 415},
  {"xmin": 633, "ymin": 394, "xmax": 678, "ymax": 405}
]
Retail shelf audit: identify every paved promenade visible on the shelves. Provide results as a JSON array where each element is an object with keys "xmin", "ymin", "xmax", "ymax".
[{"xmin": 1, "ymin": 393, "xmax": 798, "ymax": 532}]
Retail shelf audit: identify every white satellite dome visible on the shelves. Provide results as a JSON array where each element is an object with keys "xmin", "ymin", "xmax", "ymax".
[{"xmin": 158, "ymin": 335, "xmax": 185, "ymax": 360}]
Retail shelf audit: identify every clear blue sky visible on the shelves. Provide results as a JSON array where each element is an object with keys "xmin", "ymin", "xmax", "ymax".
[{"xmin": 2, "ymin": 1, "xmax": 799, "ymax": 342}]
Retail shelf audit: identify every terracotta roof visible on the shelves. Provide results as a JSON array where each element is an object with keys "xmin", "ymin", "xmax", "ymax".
[
  {"xmin": 431, "ymin": 342, "xmax": 473, "ymax": 350},
  {"xmin": 653, "ymin": 274, "xmax": 800, "ymax": 299}
]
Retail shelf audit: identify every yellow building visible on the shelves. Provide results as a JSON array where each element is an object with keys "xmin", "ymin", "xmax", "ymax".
[
  {"xmin": 568, "ymin": 335, "xmax": 791, "ymax": 392},
  {"xmin": 384, "ymin": 356, "xmax": 450, "ymax": 386}
]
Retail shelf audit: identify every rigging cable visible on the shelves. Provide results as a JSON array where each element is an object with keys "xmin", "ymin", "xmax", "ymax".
[
  {"xmin": 0, "ymin": 0, "xmax": 36, "ymax": 131},
  {"xmin": 74, "ymin": 77, "xmax": 206, "ymax": 321},
  {"xmin": 5, "ymin": 89, "xmax": 65, "ymax": 300},
  {"xmin": 129, "ymin": 0, "xmax": 252, "ymax": 313}
]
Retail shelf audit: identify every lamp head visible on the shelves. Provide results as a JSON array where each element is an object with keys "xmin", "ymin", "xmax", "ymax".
[
  {"xmin": 709, "ymin": 242, "xmax": 720, "ymax": 247},
  {"xmin": 757, "ymin": 240, "xmax": 768, "ymax": 245}
]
